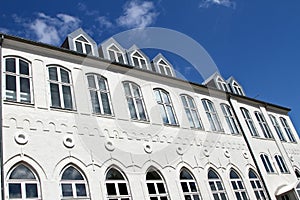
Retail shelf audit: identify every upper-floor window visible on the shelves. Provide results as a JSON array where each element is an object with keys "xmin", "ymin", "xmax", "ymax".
[
  {"xmin": 208, "ymin": 169, "xmax": 228, "ymax": 200},
  {"xmin": 157, "ymin": 59, "xmax": 172, "ymax": 76},
  {"xmin": 232, "ymin": 82, "xmax": 244, "ymax": 96},
  {"xmin": 179, "ymin": 168, "xmax": 202, "ymax": 200},
  {"xmin": 241, "ymin": 108, "xmax": 258, "ymax": 137},
  {"xmin": 202, "ymin": 99, "xmax": 222, "ymax": 132},
  {"xmin": 48, "ymin": 66, "xmax": 74, "ymax": 110},
  {"xmin": 229, "ymin": 169, "xmax": 249, "ymax": 200},
  {"xmin": 131, "ymin": 51, "xmax": 147, "ymax": 69},
  {"xmin": 75, "ymin": 35, "xmax": 92, "ymax": 55},
  {"xmin": 4, "ymin": 57, "xmax": 32, "ymax": 103},
  {"xmin": 105, "ymin": 168, "xmax": 132, "ymax": 200},
  {"xmin": 280, "ymin": 117, "xmax": 296, "ymax": 143},
  {"xmin": 255, "ymin": 112, "xmax": 273, "ymax": 139},
  {"xmin": 274, "ymin": 155, "xmax": 289, "ymax": 173},
  {"xmin": 260, "ymin": 154, "xmax": 275, "ymax": 173},
  {"xmin": 123, "ymin": 82, "xmax": 147, "ymax": 121},
  {"xmin": 269, "ymin": 115, "xmax": 286, "ymax": 142},
  {"xmin": 216, "ymin": 77, "xmax": 229, "ymax": 92},
  {"xmin": 181, "ymin": 95, "xmax": 203, "ymax": 129},
  {"xmin": 87, "ymin": 74, "xmax": 112, "ymax": 115},
  {"xmin": 154, "ymin": 89, "xmax": 178, "ymax": 125},
  {"xmin": 7, "ymin": 164, "xmax": 40, "ymax": 199},
  {"xmin": 248, "ymin": 169, "xmax": 268, "ymax": 200},
  {"xmin": 221, "ymin": 104, "xmax": 239, "ymax": 134},
  {"xmin": 60, "ymin": 166, "xmax": 89, "ymax": 199},
  {"xmin": 108, "ymin": 45, "xmax": 125, "ymax": 64},
  {"xmin": 146, "ymin": 168, "xmax": 170, "ymax": 200}
]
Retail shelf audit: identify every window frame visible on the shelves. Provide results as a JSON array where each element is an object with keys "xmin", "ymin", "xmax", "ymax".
[
  {"xmin": 208, "ymin": 169, "xmax": 228, "ymax": 200},
  {"xmin": 74, "ymin": 35, "xmax": 93, "ymax": 55},
  {"xmin": 216, "ymin": 77, "xmax": 229, "ymax": 92},
  {"xmin": 274, "ymin": 155, "xmax": 289, "ymax": 174},
  {"xmin": 130, "ymin": 51, "xmax": 148, "ymax": 70},
  {"xmin": 146, "ymin": 168, "xmax": 170, "ymax": 200},
  {"xmin": 157, "ymin": 59, "xmax": 173, "ymax": 76},
  {"xmin": 248, "ymin": 169, "xmax": 268, "ymax": 200},
  {"xmin": 260, "ymin": 154, "xmax": 275, "ymax": 173},
  {"xmin": 202, "ymin": 99, "xmax": 223, "ymax": 132},
  {"xmin": 221, "ymin": 104, "xmax": 240, "ymax": 134},
  {"xmin": 229, "ymin": 169, "xmax": 249, "ymax": 200},
  {"xmin": 179, "ymin": 168, "xmax": 202, "ymax": 200},
  {"xmin": 232, "ymin": 81, "xmax": 244, "ymax": 96},
  {"xmin": 3, "ymin": 56, "xmax": 33, "ymax": 104},
  {"xmin": 107, "ymin": 44, "xmax": 125, "ymax": 64},
  {"xmin": 254, "ymin": 112, "xmax": 273, "ymax": 139},
  {"xmin": 181, "ymin": 94, "xmax": 203, "ymax": 129},
  {"xmin": 269, "ymin": 115, "xmax": 286, "ymax": 142},
  {"xmin": 241, "ymin": 108, "xmax": 259, "ymax": 137},
  {"xmin": 280, "ymin": 117, "xmax": 296, "ymax": 143}
]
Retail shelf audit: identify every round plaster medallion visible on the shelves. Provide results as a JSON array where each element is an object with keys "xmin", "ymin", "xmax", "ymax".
[
  {"xmin": 224, "ymin": 150, "xmax": 230, "ymax": 158},
  {"xmin": 176, "ymin": 146, "xmax": 184, "ymax": 155},
  {"xmin": 14, "ymin": 132, "xmax": 28, "ymax": 145},
  {"xmin": 105, "ymin": 140, "xmax": 115, "ymax": 151},
  {"xmin": 243, "ymin": 151, "xmax": 249, "ymax": 159},
  {"xmin": 63, "ymin": 135, "xmax": 75, "ymax": 148},
  {"xmin": 289, "ymin": 155, "xmax": 294, "ymax": 162},
  {"xmin": 144, "ymin": 142, "xmax": 152, "ymax": 154},
  {"xmin": 203, "ymin": 149, "xmax": 210, "ymax": 157}
]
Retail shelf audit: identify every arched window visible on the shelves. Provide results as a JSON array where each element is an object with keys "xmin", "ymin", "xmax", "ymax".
[
  {"xmin": 7, "ymin": 164, "xmax": 40, "ymax": 199},
  {"xmin": 216, "ymin": 77, "xmax": 229, "ymax": 92},
  {"xmin": 181, "ymin": 95, "xmax": 203, "ymax": 129},
  {"xmin": 208, "ymin": 169, "xmax": 228, "ymax": 200},
  {"xmin": 280, "ymin": 117, "xmax": 296, "ymax": 143},
  {"xmin": 254, "ymin": 112, "xmax": 273, "ymax": 139},
  {"xmin": 229, "ymin": 169, "xmax": 249, "ymax": 200},
  {"xmin": 154, "ymin": 89, "xmax": 178, "ymax": 125},
  {"xmin": 232, "ymin": 82, "xmax": 244, "ymax": 96},
  {"xmin": 146, "ymin": 169, "xmax": 170, "ymax": 200},
  {"xmin": 105, "ymin": 168, "xmax": 131, "ymax": 200},
  {"xmin": 221, "ymin": 104, "xmax": 239, "ymax": 134},
  {"xmin": 202, "ymin": 99, "xmax": 222, "ymax": 132},
  {"xmin": 179, "ymin": 168, "xmax": 202, "ymax": 200},
  {"xmin": 60, "ymin": 166, "xmax": 89, "ymax": 199},
  {"xmin": 157, "ymin": 59, "xmax": 172, "ymax": 76},
  {"xmin": 131, "ymin": 51, "xmax": 147, "ymax": 69},
  {"xmin": 108, "ymin": 45, "xmax": 125, "ymax": 64},
  {"xmin": 248, "ymin": 170, "xmax": 268, "ymax": 200},
  {"xmin": 74, "ymin": 35, "xmax": 92, "ymax": 55},
  {"xmin": 295, "ymin": 169, "xmax": 300, "ymax": 179},
  {"xmin": 87, "ymin": 74, "xmax": 113, "ymax": 115},
  {"xmin": 48, "ymin": 66, "xmax": 74, "ymax": 109},
  {"xmin": 123, "ymin": 82, "xmax": 148, "ymax": 121},
  {"xmin": 4, "ymin": 57, "xmax": 32, "ymax": 103},
  {"xmin": 260, "ymin": 154, "xmax": 275, "ymax": 173},
  {"xmin": 274, "ymin": 155, "xmax": 289, "ymax": 173},
  {"xmin": 269, "ymin": 115, "xmax": 286, "ymax": 141},
  {"xmin": 241, "ymin": 108, "xmax": 258, "ymax": 137}
]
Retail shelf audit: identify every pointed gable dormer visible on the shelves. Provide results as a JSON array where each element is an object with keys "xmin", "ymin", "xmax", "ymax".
[
  {"xmin": 127, "ymin": 45, "xmax": 150, "ymax": 70},
  {"xmin": 227, "ymin": 77, "xmax": 245, "ymax": 96},
  {"xmin": 99, "ymin": 37, "xmax": 128, "ymax": 64},
  {"xmin": 61, "ymin": 28, "xmax": 98, "ymax": 56},
  {"xmin": 151, "ymin": 53, "xmax": 175, "ymax": 77},
  {"xmin": 202, "ymin": 72, "xmax": 229, "ymax": 92}
]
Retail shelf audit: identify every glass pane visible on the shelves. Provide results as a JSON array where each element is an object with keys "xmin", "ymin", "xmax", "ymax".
[
  {"xmin": 118, "ymin": 183, "xmax": 128, "ymax": 195},
  {"xmin": 160, "ymin": 105, "xmax": 169, "ymax": 124},
  {"xmin": 165, "ymin": 67, "xmax": 172, "ymax": 76},
  {"xmin": 6, "ymin": 58, "xmax": 16, "ymax": 73},
  {"xmin": 220, "ymin": 193, "xmax": 227, "ymax": 200},
  {"xmin": 249, "ymin": 170, "xmax": 257, "ymax": 179},
  {"xmin": 187, "ymin": 97, "xmax": 195, "ymax": 108},
  {"xmin": 150, "ymin": 197, "xmax": 158, "ymax": 200},
  {"xmin": 189, "ymin": 182, "xmax": 197, "ymax": 192},
  {"xmin": 237, "ymin": 181, "xmax": 243, "ymax": 189},
  {"xmin": 158, "ymin": 65, "xmax": 165, "ymax": 75},
  {"xmin": 132, "ymin": 84, "xmax": 140, "ymax": 97},
  {"xmin": 256, "ymin": 181, "xmax": 261, "ymax": 188},
  {"xmin": 87, "ymin": 75, "xmax": 96, "ymax": 88},
  {"xmin": 157, "ymin": 183, "xmax": 166, "ymax": 194},
  {"xmin": 123, "ymin": 83, "xmax": 131, "ymax": 96},
  {"xmin": 90, "ymin": 91, "xmax": 101, "ymax": 113},
  {"xmin": 250, "ymin": 181, "xmax": 256, "ymax": 188},
  {"xmin": 77, "ymin": 36, "xmax": 88, "ymax": 42},
  {"xmin": 161, "ymin": 197, "xmax": 168, "ymax": 200},
  {"xmin": 133, "ymin": 57, "xmax": 139, "ymax": 67},
  {"xmin": 241, "ymin": 192, "xmax": 248, "ymax": 200},
  {"xmin": 62, "ymin": 167, "xmax": 84, "ymax": 180},
  {"xmin": 117, "ymin": 53, "xmax": 124, "ymax": 64},
  {"xmin": 181, "ymin": 96, "xmax": 188, "ymax": 107},
  {"xmin": 101, "ymin": 92, "xmax": 112, "ymax": 115},
  {"xmin": 181, "ymin": 182, "xmax": 189, "ymax": 192},
  {"xmin": 19, "ymin": 60, "xmax": 29, "ymax": 75},
  {"xmin": 230, "ymin": 171, "xmax": 239, "ymax": 179},
  {"xmin": 9, "ymin": 183, "xmax": 22, "ymax": 198},
  {"xmin": 140, "ymin": 59, "xmax": 147, "ymax": 69},
  {"xmin": 62, "ymin": 85, "xmax": 73, "ymax": 109},
  {"xmin": 6, "ymin": 75, "xmax": 16, "ymax": 101},
  {"xmin": 186, "ymin": 109, "xmax": 195, "ymax": 128},
  {"xmin": 193, "ymin": 195, "xmax": 200, "ymax": 200},
  {"xmin": 109, "ymin": 50, "xmax": 116, "ymax": 61},
  {"xmin": 232, "ymin": 181, "xmax": 238, "ymax": 190},
  {"xmin": 49, "ymin": 67, "xmax": 58, "ymax": 81},
  {"xmin": 146, "ymin": 171, "xmax": 162, "ymax": 180},
  {"xmin": 20, "ymin": 78, "xmax": 31, "ymax": 103},
  {"xmin": 98, "ymin": 77, "xmax": 107, "ymax": 90},
  {"xmin": 75, "ymin": 41, "xmax": 83, "ymax": 53},
  {"xmin": 166, "ymin": 105, "xmax": 176, "ymax": 124},
  {"xmin": 216, "ymin": 181, "xmax": 223, "ymax": 190},
  {"xmin": 192, "ymin": 110, "xmax": 202, "ymax": 128},
  {"xmin": 147, "ymin": 183, "xmax": 156, "ymax": 194},
  {"xmin": 161, "ymin": 91, "xmax": 170, "ymax": 104},
  {"xmin": 180, "ymin": 170, "xmax": 193, "ymax": 180},
  {"xmin": 106, "ymin": 168, "xmax": 125, "ymax": 180},
  {"xmin": 26, "ymin": 183, "xmax": 38, "ymax": 198},
  {"xmin": 76, "ymin": 183, "xmax": 87, "ymax": 197},
  {"xmin": 213, "ymin": 194, "xmax": 220, "ymax": 200},
  {"xmin": 127, "ymin": 98, "xmax": 137, "ymax": 119},
  {"xmin": 62, "ymin": 183, "xmax": 73, "ymax": 197},
  {"xmin": 208, "ymin": 170, "xmax": 219, "ymax": 179},
  {"xmin": 235, "ymin": 192, "xmax": 242, "ymax": 200},
  {"xmin": 154, "ymin": 90, "xmax": 162, "ymax": 103},
  {"xmin": 136, "ymin": 99, "xmax": 146, "ymax": 120},
  {"xmin": 10, "ymin": 164, "xmax": 36, "ymax": 179},
  {"xmin": 60, "ymin": 69, "xmax": 70, "ymax": 83},
  {"xmin": 85, "ymin": 44, "xmax": 92, "ymax": 55},
  {"xmin": 209, "ymin": 182, "xmax": 216, "ymax": 191},
  {"xmin": 106, "ymin": 183, "xmax": 117, "ymax": 195}
]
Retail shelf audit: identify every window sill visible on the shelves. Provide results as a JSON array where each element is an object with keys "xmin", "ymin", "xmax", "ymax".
[
  {"xmin": 130, "ymin": 119, "xmax": 150, "ymax": 124},
  {"xmin": 252, "ymin": 136, "xmax": 275, "ymax": 141},
  {"xmin": 163, "ymin": 123, "xmax": 180, "ymax": 128},
  {"xmin": 92, "ymin": 113, "xmax": 115, "ymax": 119},
  {"xmin": 50, "ymin": 107, "xmax": 77, "ymax": 113},
  {"xmin": 3, "ymin": 100, "xmax": 34, "ymax": 107}
]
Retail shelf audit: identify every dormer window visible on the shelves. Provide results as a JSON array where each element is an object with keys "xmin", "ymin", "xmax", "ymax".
[
  {"xmin": 131, "ymin": 51, "xmax": 147, "ymax": 69},
  {"xmin": 158, "ymin": 59, "xmax": 172, "ymax": 76},
  {"xmin": 108, "ymin": 45, "xmax": 125, "ymax": 64},
  {"xmin": 216, "ymin": 77, "xmax": 229, "ymax": 92},
  {"xmin": 232, "ymin": 81, "xmax": 244, "ymax": 95},
  {"xmin": 75, "ymin": 36, "xmax": 92, "ymax": 55}
]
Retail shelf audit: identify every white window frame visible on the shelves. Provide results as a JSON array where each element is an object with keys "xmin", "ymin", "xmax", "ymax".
[
  {"xmin": 232, "ymin": 81, "xmax": 244, "ymax": 95},
  {"xmin": 202, "ymin": 99, "xmax": 223, "ymax": 132},
  {"xmin": 157, "ymin": 59, "xmax": 173, "ymax": 76},
  {"xmin": 255, "ymin": 112, "xmax": 273, "ymax": 139},
  {"xmin": 123, "ymin": 81, "xmax": 148, "ymax": 121},
  {"xmin": 229, "ymin": 169, "xmax": 249, "ymax": 200},
  {"xmin": 269, "ymin": 115, "xmax": 286, "ymax": 142},
  {"xmin": 296, "ymin": 182, "xmax": 300, "ymax": 198},
  {"xmin": 241, "ymin": 108, "xmax": 259, "ymax": 137},
  {"xmin": 107, "ymin": 44, "xmax": 125, "ymax": 64},
  {"xmin": 146, "ymin": 169, "xmax": 170, "ymax": 200},
  {"xmin": 181, "ymin": 94, "xmax": 203, "ymax": 129},
  {"xmin": 74, "ymin": 35, "xmax": 93, "ymax": 55},
  {"xmin": 248, "ymin": 169, "xmax": 268, "ymax": 200},
  {"xmin": 179, "ymin": 168, "xmax": 202, "ymax": 200},
  {"xmin": 216, "ymin": 77, "xmax": 229, "ymax": 92},
  {"xmin": 131, "ymin": 51, "xmax": 148, "ymax": 69},
  {"xmin": 208, "ymin": 169, "xmax": 228, "ymax": 200},
  {"xmin": 3, "ymin": 57, "xmax": 33, "ymax": 103},
  {"xmin": 221, "ymin": 104, "xmax": 239, "ymax": 134},
  {"xmin": 260, "ymin": 154, "xmax": 275, "ymax": 173},
  {"xmin": 280, "ymin": 117, "xmax": 296, "ymax": 143},
  {"xmin": 274, "ymin": 155, "xmax": 289, "ymax": 173}
]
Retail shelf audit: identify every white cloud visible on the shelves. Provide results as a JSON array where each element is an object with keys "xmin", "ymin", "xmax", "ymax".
[
  {"xmin": 0, "ymin": 27, "xmax": 10, "ymax": 34},
  {"xmin": 117, "ymin": 0, "xmax": 159, "ymax": 29},
  {"xmin": 199, "ymin": 0, "xmax": 236, "ymax": 9},
  {"xmin": 96, "ymin": 16, "xmax": 113, "ymax": 29}
]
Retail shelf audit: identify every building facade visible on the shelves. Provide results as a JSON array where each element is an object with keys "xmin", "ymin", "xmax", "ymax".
[{"xmin": 0, "ymin": 28, "xmax": 300, "ymax": 200}]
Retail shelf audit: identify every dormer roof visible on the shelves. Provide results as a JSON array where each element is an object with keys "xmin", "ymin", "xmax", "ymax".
[
  {"xmin": 98, "ymin": 37, "xmax": 128, "ymax": 64},
  {"xmin": 227, "ymin": 76, "xmax": 245, "ymax": 96},
  {"xmin": 151, "ymin": 53, "xmax": 176, "ymax": 77},
  {"xmin": 127, "ymin": 45, "xmax": 151, "ymax": 70}
]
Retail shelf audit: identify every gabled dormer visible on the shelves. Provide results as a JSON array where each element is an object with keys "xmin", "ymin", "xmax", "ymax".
[
  {"xmin": 99, "ymin": 38, "xmax": 128, "ymax": 64},
  {"xmin": 227, "ymin": 77, "xmax": 245, "ymax": 96},
  {"xmin": 202, "ymin": 72, "xmax": 230, "ymax": 92},
  {"xmin": 61, "ymin": 28, "xmax": 98, "ymax": 56},
  {"xmin": 151, "ymin": 54, "xmax": 175, "ymax": 77},
  {"xmin": 127, "ymin": 45, "xmax": 150, "ymax": 70}
]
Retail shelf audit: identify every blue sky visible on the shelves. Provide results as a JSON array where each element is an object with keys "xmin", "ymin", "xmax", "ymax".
[{"xmin": 0, "ymin": 0, "xmax": 300, "ymax": 134}]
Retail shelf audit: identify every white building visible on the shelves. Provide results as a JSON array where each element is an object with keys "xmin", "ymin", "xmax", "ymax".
[{"xmin": 0, "ymin": 28, "xmax": 299, "ymax": 200}]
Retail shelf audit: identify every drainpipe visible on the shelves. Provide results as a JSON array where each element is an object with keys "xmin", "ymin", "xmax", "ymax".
[
  {"xmin": 0, "ymin": 34, "xmax": 4, "ymax": 200},
  {"xmin": 228, "ymin": 95, "xmax": 272, "ymax": 200}
]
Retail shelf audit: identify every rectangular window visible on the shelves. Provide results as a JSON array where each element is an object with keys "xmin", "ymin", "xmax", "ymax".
[{"xmin": 154, "ymin": 89, "xmax": 177, "ymax": 125}]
